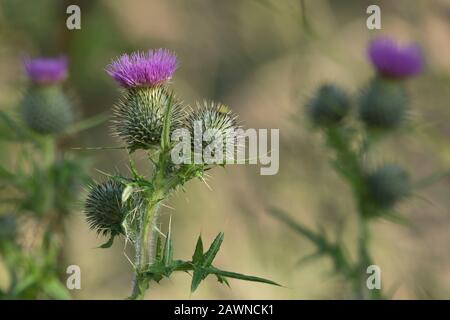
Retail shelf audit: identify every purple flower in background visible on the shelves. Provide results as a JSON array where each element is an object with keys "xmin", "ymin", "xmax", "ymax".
[
  {"xmin": 106, "ymin": 49, "xmax": 177, "ymax": 88},
  {"xmin": 368, "ymin": 37, "xmax": 423, "ymax": 79},
  {"xmin": 24, "ymin": 56, "xmax": 68, "ymax": 84}
]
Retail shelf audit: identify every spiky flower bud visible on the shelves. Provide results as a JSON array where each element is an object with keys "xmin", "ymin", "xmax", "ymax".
[
  {"xmin": 366, "ymin": 164, "xmax": 411, "ymax": 209},
  {"xmin": 359, "ymin": 78, "xmax": 408, "ymax": 130},
  {"xmin": 112, "ymin": 87, "xmax": 183, "ymax": 151},
  {"xmin": 21, "ymin": 85, "xmax": 74, "ymax": 135},
  {"xmin": 184, "ymin": 101, "xmax": 238, "ymax": 157},
  {"xmin": 306, "ymin": 84, "xmax": 350, "ymax": 127},
  {"xmin": 21, "ymin": 57, "xmax": 73, "ymax": 135},
  {"xmin": 84, "ymin": 180, "xmax": 132, "ymax": 237}
]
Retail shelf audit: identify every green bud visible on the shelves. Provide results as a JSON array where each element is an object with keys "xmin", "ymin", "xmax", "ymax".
[
  {"xmin": 21, "ymin": 85, "xmax": 74, "ymax": 135},
  {"xmin": 84, "ymin": 179, "xmax": 137, "ymax": 237},
  {"xmin": 184, "ymin": 101, "xmax": 238, "ymax": 152},
  {"xmin": 112, "ymin": 87, "xmax": 183, "ymax": 152},
  {"xmin": 359, "ymin": 78, "xmax": 408, "ymax": 130},
  {"xmin": 366, "ymin": 164, "xmax": 411, "ymax": 209},
  {"xmin": 306, "ymin": 84, "xmax": 350, "ymax": 126}
]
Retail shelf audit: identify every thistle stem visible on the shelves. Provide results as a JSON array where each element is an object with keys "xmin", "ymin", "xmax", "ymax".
[
  {"xmin": 130, "ymin": 152, "xmax": 167, "ymax": 299},
  {"xmin": 42, "ymin": 136, "xmax": 56, "ymax": 168}
]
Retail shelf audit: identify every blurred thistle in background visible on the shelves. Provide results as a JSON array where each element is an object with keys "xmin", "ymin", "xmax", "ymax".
[
  {"xmin": 0, "ymin": 53, "xmax": 104, "ymax": 298},
  {"xmin": 270, "ymin": 36, "xmax": 432, "ymax": 299},
  {"xmin": 1, "ymin": 0, "xmax": 450, "ymax": 299}
]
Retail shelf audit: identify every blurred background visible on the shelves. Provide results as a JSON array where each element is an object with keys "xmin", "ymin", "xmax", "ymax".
[{"xmin": 0, "ymin": 0, "xmax": 450, "ymax": 299}]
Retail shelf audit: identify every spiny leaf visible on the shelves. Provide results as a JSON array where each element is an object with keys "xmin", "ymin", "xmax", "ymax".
[
  {"xmin": 268, "ymin": 207, "xmax": 324, "ymax": 245},
  {"xmin": 191, "ymin": 269, "xmax": 206, "ymax": 292},
  {"xmin": 163, "ymin": 217, "xmax": 173, "ymax": 266},
  {"xmin": 172, "ymin": 260, "xmax": 194, "ymax": 272},
  {"xmin": 203, "ymin": 232, "xmax": 224, "ymax": 267},
  {"xmin": 206, "ymin": 267, "xmax": 281, "ymax": 287},
  {"xmin": 216, "ymin": 274, "xmax": 230, "ymax": 287},
  {"xmin": 192, "ymin": 235, "xmax": 204, "ymax": 264}
]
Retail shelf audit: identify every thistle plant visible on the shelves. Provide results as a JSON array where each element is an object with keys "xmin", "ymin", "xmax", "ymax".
[
  {"xmin": 84, "ymin": 49, "xmax": 279, "ymax": 299},
  {"xmin": 270, "ymin": 37, "xmax": 439, "ymax": 299},
  {"xmin": 0, "ymin": 56, "xmax": 99, "ymax": 299}
]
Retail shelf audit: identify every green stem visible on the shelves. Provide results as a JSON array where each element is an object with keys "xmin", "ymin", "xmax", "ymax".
[
  {"xmin": 42, "ymin": 136, "xmax": 56, "ymax": 168},
  {"xmin": 130, "ymin": 195, "xmax": 162, "ymax": 299},
  {"xmin": 130, "ymin": 152, "xmax": 169, "ymax": 299}
]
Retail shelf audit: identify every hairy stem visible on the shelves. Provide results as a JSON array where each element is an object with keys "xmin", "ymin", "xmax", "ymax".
[
  {"xmin": 130, "ymin": 193, "xmax": 163, "ymax": 299},
  {"xmin": 130, "ymin": 151, "xmax": 169, "ymax": 300}
]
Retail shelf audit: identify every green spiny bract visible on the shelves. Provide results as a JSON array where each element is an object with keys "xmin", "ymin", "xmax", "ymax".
[
  {"xmin": 365, "ymin": 164, "xmax": 411, "ymax": 209},
  {"xmin": 359, "ymin": 77, "xmax": 408, "ymax": 130},
  {"xmin": 306, "ymin": 84, "xmax": 350, "ymax": 127},
  {"xmin": 84, "ymin": 179, "xmax": 138, "ymax": 237},
  {"xmin": 184, "ymin": 101, "xmax": 238, "ymax": 155},
  {"xmin": 112, "ymin": 87, "xmax": 183, "ymax": 152},
  {"xmin": 21, "ymin": 85, "xmax": 74, "ymax": 135}
]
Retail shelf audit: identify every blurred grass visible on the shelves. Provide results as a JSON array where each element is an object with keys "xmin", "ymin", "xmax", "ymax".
[{"xmin": 0, "ymin": 0, "xmax": 450, "ymax": 299}]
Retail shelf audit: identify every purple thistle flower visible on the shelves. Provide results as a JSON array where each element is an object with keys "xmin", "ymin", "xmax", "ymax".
[
  {"xmin": 368, "ymin": 37, "xmax": 424, "ymax": 79},
  {"xmin": 24, "ymin": 56, "xmax": 68, "ymax": 84},
  {"xmin": 106, "ymin": 49, "xmax": 177, "ymax": 88}
]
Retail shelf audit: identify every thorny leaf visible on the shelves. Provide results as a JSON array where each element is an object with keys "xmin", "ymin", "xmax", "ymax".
[{"xmin": 140, "ymin": 232, "xmax": 280, "ymax": 294}]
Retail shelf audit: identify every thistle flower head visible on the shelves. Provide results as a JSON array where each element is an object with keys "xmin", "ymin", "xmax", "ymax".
[
  {"xmin": 112, "ymin": 87, "xmax": 183, "ymax": 151},
  {"xmin": 306, "ymin": 84, "xmax": 350, "ymax": 126},
  {"xmin": 21, "ymin": 85, "xmax": 74, "ymax": 135},
  {"xmin": 84, "ymin": 180, "xmax": 130, "ymax": 237},
  {"xmin": 368, "ymin": 37, "xmax": 423, "ymax": 79},
  {"xmin": 24, "ymin": 56, "xmax": 68, "ymax": 85},
  {"xmin": 106, "ymin": 49, "xmax": 177, "ymax": 88},
  {"xmin": 366, "ymin": 164, "xmax": 411, "ymax": 209},
  {"xmin": 359, "ymin": 77, "xmax": 408, "ymax": 130}
]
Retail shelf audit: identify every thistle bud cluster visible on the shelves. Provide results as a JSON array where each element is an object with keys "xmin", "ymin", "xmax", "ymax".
[
  {"xmin": 305, "ymin": 37, "xmax": 422, "ymax": 214},
  {"xmin": 84, "ymin": 49, "xmax": 274, "ymax": 299}
]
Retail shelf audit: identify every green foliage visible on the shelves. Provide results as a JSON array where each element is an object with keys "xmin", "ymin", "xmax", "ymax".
[{"xmin": 130, "ymin": 231, "xmax": 279, "ymax": 299}]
